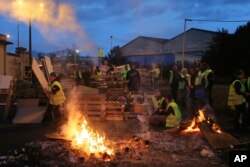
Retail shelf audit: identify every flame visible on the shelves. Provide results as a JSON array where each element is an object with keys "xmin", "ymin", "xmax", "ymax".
[
  {"xmin": 60, "ymin": 90, "xmax": 114, "ymax": 160},
  {"xmin": 181, "ymin": 109, "xmax": 222, "ymax": 134},
  {"xmin": 181, "ymin": 118, "xmax": 200, "ymax": 133}
]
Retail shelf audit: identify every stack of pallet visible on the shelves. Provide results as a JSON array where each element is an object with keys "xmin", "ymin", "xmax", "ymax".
[
  {"xmin": 105, "ymin": 101, "xmax": 124, "ymax": 121},
  {"xmin": 78, "ymin": 94, "xmax": 106, "ymax": 121}
]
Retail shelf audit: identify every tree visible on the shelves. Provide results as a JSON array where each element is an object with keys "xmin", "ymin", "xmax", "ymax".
[
  {"xmin": 107, "ymin": 45, "xmax": 125, "ymax": 65},
  {"xmin": 202, "ymin": 22, "xmax": 250, "ymax": 76}
]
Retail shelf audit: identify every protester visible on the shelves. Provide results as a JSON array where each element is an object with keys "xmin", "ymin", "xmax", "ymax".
[
  {"xmin": 228, "ymin": 69, "xmax": 248, "ymax": 130},
  {"xmin": 151, "ymin": 89, "xmax": 166, "ymax": 115},
  {"xmin": 43, "ymin": 72, "xmax": 66, "ymax": 124},
  {"xmin": 169, "ymin": 64, "xmax": 180, "ymax": 101},
  {"xmin": 150, "ymin": 63, "xmax": 160, "ymax": 88},
  {"xmin": 200, "ymin": 62, "xmax": 214, "ymax": 106},
  {"xmin": 126, "ymin": 63, "xmax": 140, "ymax": 93},
  {"xmin": 74, "ymin": 66, "xmax": 82, "ymax": 87}
]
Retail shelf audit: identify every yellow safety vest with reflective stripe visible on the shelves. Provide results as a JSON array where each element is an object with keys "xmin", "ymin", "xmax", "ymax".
[
  {"xmin": 165, "ymin": 101, "xmax": 182, "ymax": 128},
  {"xmin": 49, "ymin": 81, "xmax": 66, "ymax": 105},
  {"xmin": 195, "ymin": 71, "xmax": 202, "ymax": 86},
  {"xmin": 178, "ymin": 73, "xmax": 186, "ymax": 90},
  {"xmin": 169, "ymin": 70, "xmax": 173, "ymax": 85},
  {"xmin": 202, "ymin": 69, "xmax": 213, "ymax": 88},
  {"xmin": 227, "ymin": 80, "xmax": 246, "ymax": 106},
  {"xmin": 152, "ymin": 96, "xmax": 165, "ymax": 109}
]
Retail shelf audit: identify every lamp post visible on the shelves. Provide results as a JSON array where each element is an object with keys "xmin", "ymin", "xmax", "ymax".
[
  {"xmin": 110, "ymin": 35, "xmax": 113, "ymax": 50},
  {"xmin": 29, "ymin": 18, "xmax": 32, "ymax": 66},
  {"xmin": 75, "ymin": 49, "xmax": 79, "ymax": 64},
  {"xmin": 182, "ymin": 18, "xmax": 192, "ymax": 69}
]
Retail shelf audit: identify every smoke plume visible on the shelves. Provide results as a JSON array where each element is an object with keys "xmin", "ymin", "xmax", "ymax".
[{"xmin": 0, "ymin": 0, "xmax": 96, "ymax": 52}]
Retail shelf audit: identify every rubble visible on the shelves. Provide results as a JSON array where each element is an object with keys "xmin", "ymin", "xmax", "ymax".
[{"xmin": 0, "ymin": 130, "xmax": 227, "ymax": 167}]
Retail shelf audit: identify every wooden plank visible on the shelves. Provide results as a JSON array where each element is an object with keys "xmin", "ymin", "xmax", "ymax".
[
  {"xmin": 32, "ymin": 58, "xmax": 49, "ymax": 90},
  {"xmin": 45, "ymin": 133, "xmax": 71, "ymax": 141},
  {"xmin": 198, "ymin": 121, "xmax": 240, "ymax": 149},
  {"xmin": 87, "ymin": 116, "xmax": 105, "ymax": 121},
  {"xmin": 105, "ymin": 115, "xmax": 124, "ymax": 121},
  {"xmin": 44, "ymin": 56, "xmax": 53, "ymax": 75}
]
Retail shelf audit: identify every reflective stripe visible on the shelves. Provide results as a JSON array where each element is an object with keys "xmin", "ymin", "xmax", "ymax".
[
  {"xmin": 195, "ymin": 71, "xmax": 202, "ymax": 86},
  {"xmin": 165, "ymin": 101, "xmax": 182, "ymax": 128},
  {"xmin": 178, "ymin": 73, "xmax": 185, "ymax": 90},
  {"xmin": 49, "ymin": 81, "xmax": 66, "ymax": 105},
  {"xmin": 202, "ymin": 69, "xmax": 213, "ymax": 88},
  {"xmin": 227, "ymin": 80, "xmax": 246, "ymax": 106},
  {"xmin": 152, "ymin": 97, "xmax": 165, "ymax": 109},
  {"xmin": 247, "ymin": 77, "xmax": 250, "ymax": 91}
]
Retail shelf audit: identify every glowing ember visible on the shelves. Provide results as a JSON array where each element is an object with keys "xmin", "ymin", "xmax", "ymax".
[
  {"xmin": 181, "ymin": 109, "xmax": 222, "ymax": 134},
  {"xmin": 59, "ymin": 91, "xmax": 114, "ymax": 160}
]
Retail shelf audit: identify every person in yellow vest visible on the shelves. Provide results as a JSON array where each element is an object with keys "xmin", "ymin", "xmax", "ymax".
[
  {"xmin": 200, "ymin": 62, "xmax": 214, "ymax": 106},
  {"xmin": 151, "ymin": 89, "xmax": 166, "ymax": 115},
  {"xmin": 43, "ymin": 72, "xmax": 66, "ymax": 124},
  {"xmin": 150, "ymin": 63, "xmax": 161, "ymax": 88},
  {"xmin": 228, "ymin": 69, "xmax": 248, "ymax": 130},
  {"xmin": 74, "ymin": 66, "xmax": 82, "ymax": 87},
  {"xmin": 177, "ymin": 68, "xmax": 190, "ymax": 112},
  {"xmin": 165, "ymin": 94, "xmax": 182, "ymax": 128}
]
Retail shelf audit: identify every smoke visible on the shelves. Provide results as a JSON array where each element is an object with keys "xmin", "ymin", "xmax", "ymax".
[{"xmin": 0, "ymin": 0, "xmax": 96, "ymax": 52}]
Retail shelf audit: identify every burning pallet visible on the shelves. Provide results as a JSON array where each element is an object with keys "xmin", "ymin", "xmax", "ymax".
[{"xmin": 181, "ymin": 109, "xmax": 240, "ymax": 149}]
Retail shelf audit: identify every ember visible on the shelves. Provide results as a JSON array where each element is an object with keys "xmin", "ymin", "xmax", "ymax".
[{"xmin": 182, "ymin": 109, "xmax": 222, "ymax": 134}]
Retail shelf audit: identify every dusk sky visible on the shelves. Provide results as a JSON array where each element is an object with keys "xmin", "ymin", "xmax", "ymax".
[{"xmin": 0, "ymin": 0, "xmax": 249, "ymax": 56}]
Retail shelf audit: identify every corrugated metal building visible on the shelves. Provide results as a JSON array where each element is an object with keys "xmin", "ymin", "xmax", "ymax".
[{"xmin": 120, "ymin": 28, "xmax": 217, "ymax": 67}]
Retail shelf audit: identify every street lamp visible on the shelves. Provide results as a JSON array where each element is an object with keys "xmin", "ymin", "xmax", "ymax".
[
  {"xmin": 110, "ymin": 35, "xmax": 113, "ymax": 50},
  {"xmin": 75, "ymin": 49, "xmax": 79, "ymax": 64},
  {"xmin": 182, "ymin": 18, "xmax": 192, "ymax": 69},
  {"xmin": 17, "ymin": 1, "xmax": 44, "ymax": 66}
]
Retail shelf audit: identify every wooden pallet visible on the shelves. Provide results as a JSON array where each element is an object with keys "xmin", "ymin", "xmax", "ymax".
[
  {"xmin": 105, "ymin": 102, "xmax": 124, "ymax": 121},
  {"xmin": 78, "ymin": 95, "xmax": 106, "ymax": 121}
]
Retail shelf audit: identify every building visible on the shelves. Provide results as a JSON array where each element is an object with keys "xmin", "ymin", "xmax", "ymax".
[
  {"xmin": 0, "ymin": 34, "xmax": 30, "ymax": 78},
  {"xmin": 120, "ymin": 28, "xmax": 217, "ymax": 67}
]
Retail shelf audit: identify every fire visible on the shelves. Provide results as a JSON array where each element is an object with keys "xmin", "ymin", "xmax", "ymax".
[
  {"xmin": 72, "ymin": 119, "xmax": 114, "ymax": 157},
  {"xmin": 182, "ymin": 109, "xmax": 222, "ymax": 134},
  {"xmin": 181, "ymin": 118, "xmax": 200, "ymax": 133},
  {"xmin": 59, "ymin": 91, "xmax": 114, "ymax": 160}
]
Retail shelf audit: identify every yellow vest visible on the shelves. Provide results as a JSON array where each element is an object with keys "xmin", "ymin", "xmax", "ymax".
[
  {"xmin": 152, "ymin": 96, "xmax": 165, "ymax": 109},
  {"xmin": 202, "ymin": 69, "xmax": 213, "ymax": 88},
  {"xmin": 49, "ymin": 81, "xmax": 66, "ymax": 105},
  {"xmin": 195, "ymin": 71, "xmax": 202, "ymax": 86},
  {"xmin": 166, "ymin": 101, "xmax": 182, "ymax": 128},
  {"xmin": 227, "ymin": 80, "xmax": 246, "ymax": 106}
]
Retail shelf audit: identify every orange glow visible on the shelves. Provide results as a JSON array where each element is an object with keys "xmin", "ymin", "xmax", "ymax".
[
  {"xmin": 181, "ymin": 109, "xmax": 222, "ymax": 134},
  {"xmin": 59, "ymin": 91, "xmax": 114, "ymax": 160},
  {"xmin": 181, "ymin": 118, "xmax": 200, "ymax": 133}
]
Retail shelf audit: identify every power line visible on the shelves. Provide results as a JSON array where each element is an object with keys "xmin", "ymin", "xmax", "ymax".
[{"xmin": 186, "ymin": 18, "xmax": 249, "ymax": 23}]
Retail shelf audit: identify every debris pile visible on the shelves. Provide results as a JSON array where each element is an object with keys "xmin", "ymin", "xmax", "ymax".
[{"xmin": 0, "ymin": 131, "xmax": 226, "ymax": 167}]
